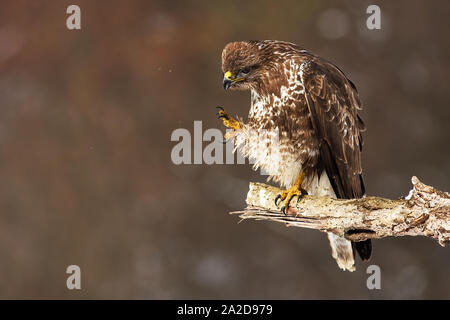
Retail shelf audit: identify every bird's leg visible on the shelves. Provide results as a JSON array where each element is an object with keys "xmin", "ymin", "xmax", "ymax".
[
  {"xmin": 274, "ymin": 172, "xmax": 305, "ymax": 215},
  {"xmin": 216, "ymin": 106, "xmax": 241, "ymax": 139}
]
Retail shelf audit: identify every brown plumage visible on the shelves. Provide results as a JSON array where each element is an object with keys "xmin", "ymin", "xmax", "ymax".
[{"xmin": 221, "ymin": 40, "xmax": 371, "ymax": 271}]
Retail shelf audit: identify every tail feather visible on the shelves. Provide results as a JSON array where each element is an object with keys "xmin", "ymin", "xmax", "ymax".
[
  {"xmin": 353, "ymin": 239, "xmax": 372, "ymax": 261},
  {"xmin": 327, "ymin": 232, "xmax": 355, "ymax": 272},
  {"xmin": 308, "ymin": 172, "xmax": 358, "ymax": 271},
  {"xmin": 309, "ymin": 171, "xmax": 373, "ymax": 271}
]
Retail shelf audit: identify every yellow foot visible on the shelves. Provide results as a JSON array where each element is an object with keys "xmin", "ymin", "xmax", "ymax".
[
  {"xmin": 216, "ymin": 106, "xmax": 241, "ymax": 132},
  {"xmin": 274, "ymin": 184, "xmax": 305, "ymax": 215}
]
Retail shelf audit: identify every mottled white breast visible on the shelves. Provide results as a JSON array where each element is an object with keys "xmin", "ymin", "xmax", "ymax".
[{"xmin": 234, "ymin": 59, "xmax": 310, "ymax": 188}]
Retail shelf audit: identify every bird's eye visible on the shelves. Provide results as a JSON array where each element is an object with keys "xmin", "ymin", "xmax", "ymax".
[{"xmin": 241, "ymin": 67, "xmax": 251, "ymax": 74}]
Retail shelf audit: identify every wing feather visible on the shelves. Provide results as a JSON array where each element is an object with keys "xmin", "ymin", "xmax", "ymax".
[{"xmin": 302, "ymin": 58, "xmax": 365, "ymax": 199}]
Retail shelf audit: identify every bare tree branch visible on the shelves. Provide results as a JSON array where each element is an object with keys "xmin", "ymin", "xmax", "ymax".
[{"xmin": 231, "ymin": 177, "xmax": 450, "ymax": 246}]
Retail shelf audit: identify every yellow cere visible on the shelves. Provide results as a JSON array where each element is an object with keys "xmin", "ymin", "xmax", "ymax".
[{"xmin": 224, "ymin": 71, "xmax": 232, "ymax": 80}]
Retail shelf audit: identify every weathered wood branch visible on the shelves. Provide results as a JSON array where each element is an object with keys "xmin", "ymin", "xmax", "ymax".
[{"xmin": 231, "ymin": 177, "xmax": 450, "ymax": 246}]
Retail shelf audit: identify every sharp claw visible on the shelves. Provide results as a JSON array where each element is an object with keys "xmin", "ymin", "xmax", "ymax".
[
  {"xmin": 274, "ymin": 194, "xmax": 281, "ymax": 206},
  {"xmin": 281, "ymin": 206, "xmax": 287, "ymax": 215},
  {"xmin": 218, "ymin": 114, "xmax": 229, "ymax": 120},
  {"xmin": 216, "ymin": 106, "xmax": 224, "ymax": 111}
]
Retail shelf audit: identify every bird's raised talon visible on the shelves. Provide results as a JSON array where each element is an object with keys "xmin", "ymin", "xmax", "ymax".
[
  {"xmin": 216, "ymin": 106, "xmax": 241, "ymax": 130},
  {"xmin": 216, "ymin": 106, "xmax": 229, "ymax": 120},
  {"xmin": 217, "ymin": 114, "xmax": 230, "ymax": 120}
]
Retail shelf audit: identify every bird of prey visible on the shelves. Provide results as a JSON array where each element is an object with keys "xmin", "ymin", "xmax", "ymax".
[{"xmin": 218, "ymin": 40, "xmax": 371, "ymax": 271}]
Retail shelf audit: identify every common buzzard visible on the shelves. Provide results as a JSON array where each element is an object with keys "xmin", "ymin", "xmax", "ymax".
[{"xmin": 218, "ymin": 40, "xmax": 371, "ymax": 271}]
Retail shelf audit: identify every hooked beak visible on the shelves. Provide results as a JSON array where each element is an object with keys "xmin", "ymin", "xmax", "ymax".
[
  {"xmin": 223, "ymin": 71, "xmax": 243, "ymax": 90},
  {"xmin": 223, "ymin": 78, "xmax": 232, "ymax": 90}
]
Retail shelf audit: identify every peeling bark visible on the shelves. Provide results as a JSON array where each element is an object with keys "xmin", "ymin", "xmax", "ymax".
[{"xmin": 231, "ymin": 177, "xmax": 450, "ymax": 246}]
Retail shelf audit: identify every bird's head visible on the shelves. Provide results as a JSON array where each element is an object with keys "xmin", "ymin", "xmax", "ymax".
[{"xmin": 221, "ymin": 41, "xmax": 267, "ymax": 91}]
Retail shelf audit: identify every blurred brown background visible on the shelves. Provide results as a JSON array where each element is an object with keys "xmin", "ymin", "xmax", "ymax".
[{"xmin": 0, "ymin": 0, "xmax": 449, "ymax": 299}]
